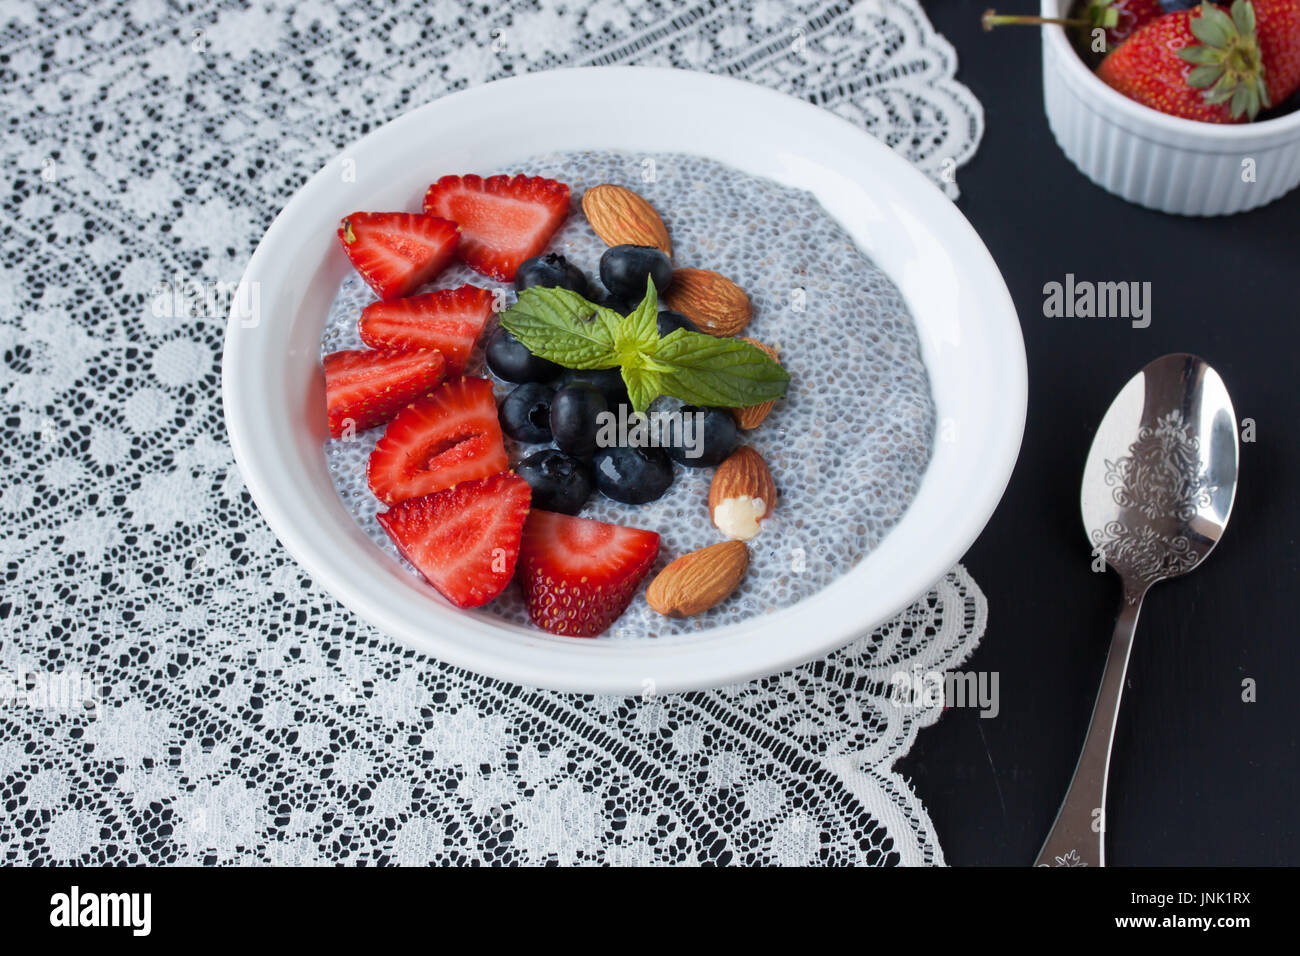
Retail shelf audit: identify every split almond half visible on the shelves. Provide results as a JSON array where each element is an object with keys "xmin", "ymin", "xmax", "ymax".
[
  {"xmin": 733, "ymin": 338, "xmax": 781, "ymax": 429},
  {"xmin": 708, "ymin": 446, "xmax": 777, "ymax": 541},
  {"xmin": 581, "ymin": 184, "xmax": 672, "ymax": 257},
  {"xmin": 662, "ymin": 268, "xmax": 751, "ymax": 337},
  {"xmin": 646, "ymin": 540, "xmax": 749, "ymax": 618}
]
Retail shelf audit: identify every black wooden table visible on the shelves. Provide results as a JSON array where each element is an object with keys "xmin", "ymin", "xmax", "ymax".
[{"xmin": 897, "ymin": 1, "xmax": 1299, "ymax": 866}]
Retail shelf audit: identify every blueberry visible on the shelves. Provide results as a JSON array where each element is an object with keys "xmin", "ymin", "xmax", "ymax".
[
  {"xmin": 549, "ymin": 384, "xmax": 610, "ymax": 459},
  {"xmin": 656, "ymin": 309, "xmax": 699, "ymax": 337},
  {"xmin": 648, "ymin": 397, "xmax": 738, "ymax": 467},
  {"xmin": 595, "ymin": 289, "xmax": 636, "ymax": 315},
  {"xmin": 485, "ymin": 326, "xmax": 561, "ymax": 384},
  {"xmin": 499, "ymin": 382, "xmax": 555, "ymax": 443},
  {"xmin": 515, "ymin": 253, "xmax": 591, "ymax": 297},
  {"xmin": 515, "ymin": 449, "xmax": 593, "ymax": 515},
  {"xmin": 557, "ymin": 368, "xmax": 630, "ymax": 408},
  {"xmin": 599, "ymin": 245, "xmax": 673, "ymax": 302},
  {"xmin": 593, "ymin": 444, "xmax": 674, "ymax": 505}
]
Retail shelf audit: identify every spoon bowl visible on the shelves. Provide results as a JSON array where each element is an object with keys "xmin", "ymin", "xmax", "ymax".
[
  {"xmin": 1036, "ymin": 353, "xmax": 1238, "ymax": 867},
  {"xmin": 1081, "ymin": 353, "xmax": 1239, "ymax": 591}
]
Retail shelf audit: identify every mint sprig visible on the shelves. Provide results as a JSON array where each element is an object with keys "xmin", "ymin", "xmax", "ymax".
[{"xmin": 499, "ymin": 278, "xmax": 789, "ymax": 413}]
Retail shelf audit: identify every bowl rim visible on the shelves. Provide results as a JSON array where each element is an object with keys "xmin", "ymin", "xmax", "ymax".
[
  {"xmin": 222, "ymin": 65, "xmax": 1026, "ymax": 695},
  {"xmin": 1040, "ymin": 0, "xmax": 1300, "ymax": 139}
]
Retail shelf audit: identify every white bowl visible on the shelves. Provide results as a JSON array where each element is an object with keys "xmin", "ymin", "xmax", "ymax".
[
  {"xmin": 222, "ymin": 66, "xmax": 1025, "ymax": 695},
  {"xmin": 1041, "ymin": 0, "xmax": 1300, "ymax": 215}
]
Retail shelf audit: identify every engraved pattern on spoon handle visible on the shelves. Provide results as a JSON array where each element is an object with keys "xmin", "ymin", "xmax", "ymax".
[{"xmin": 1035, "ymin": 578, "xmax": 1147, "ymax": 867}]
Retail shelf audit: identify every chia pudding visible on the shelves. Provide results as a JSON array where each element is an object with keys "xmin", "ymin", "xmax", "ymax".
[{"xmin": 322, "ymin": 150, "xmax": 936, "ymax": 639}]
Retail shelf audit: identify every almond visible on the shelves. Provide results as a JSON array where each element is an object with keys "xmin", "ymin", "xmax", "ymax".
[
  {"xmin": 733, "ymin": 338, "xmax": 780, "ymax": 429},
  {"xmin": 708, "ymin": 446, "xmax": 777, "ymax": 541},
  {"xmin": 581, "ymin": 184, "xmax": 672, "ymax": 256},
  {"xmin": 646, "ymin": 540, "xmax": 749, "ymax": 618},
  {"xmin": 662, "ymin": 268, "xmax": 751, "ymax": 337}
]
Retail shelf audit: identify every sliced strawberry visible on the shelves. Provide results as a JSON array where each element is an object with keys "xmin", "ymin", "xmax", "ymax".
[
  {"xmin": 422, "ymin": 175, "xmax": 570, "ymax": 282},
  {"xmin": 358, "ymin": 284, "xmax": 494, "ymax": 376},
  {"xmin": 517, "ymin": 510, "xmax": 661, "ymax": 637},
  {"xmin": 322, "ymin": 348, "xmax": 446, "ymax": 438},
  {"xmin": 377, "ymin": 472, "xmax": 531, "ymax": 609},
  {"xmin": 338, "ymin": 211, "xmax": 459, "ymax": 300},
  {"xmin": 367, "ymin": 376, "xmax": 508, "ymax": 504}
]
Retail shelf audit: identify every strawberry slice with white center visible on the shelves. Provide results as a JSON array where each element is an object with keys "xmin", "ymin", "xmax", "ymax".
[
  {"xmin": 517, "ymin": 510, "xmax": 661, "ymax": 637},
  {"xmin": 337, "ymin": 211, "xmax": 459, "ymax": 301},
  {"xmin": 422, "ymin": 174, "xmax": 570, "ymax": 282},
  {"xmin": 322, "ymin": 348, "xmax": 446, "ymax": 438},
  {"xmin": 377, "ymin": 472, "xmax": 531, "ymax": 609},
  {"xmin": 367, "ymin": 376, "xmax": 508, "ymax": 504},
  {"xmin": 357, "ymin": 284, "xmax": 494, "ymax": 376}
]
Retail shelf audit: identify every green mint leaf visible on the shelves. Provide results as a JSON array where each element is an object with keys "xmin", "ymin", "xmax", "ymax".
[
  {"xmin": 621, "ymin": 363, "xmax": 662, "ymax": 414},
  {"xmin": 611, "ymin": 279, "xmax": 663, "ymax": 411},
  {"xmin": 614, "ymin": 276, "xmax": 660, "ymax": 361},
  {"xmin": 498, "ymin": 287, "xmax": 621, "ymax": 369},
  {"xmin": 651, "ymin": 331, "xmax": 790, "ymax": 408}
]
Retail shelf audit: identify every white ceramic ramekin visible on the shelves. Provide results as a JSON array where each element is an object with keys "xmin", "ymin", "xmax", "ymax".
[{"xmin": 1041, "ymin": 0, "xmax": 1300, "ymax": 215}]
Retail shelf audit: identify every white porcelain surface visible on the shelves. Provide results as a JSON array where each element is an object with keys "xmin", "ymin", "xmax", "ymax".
[
  {"xmin": 222, "ymin": 66, "xmax": 1025, "ymax": 694},
  {"xmin": 1041, "ymin": 0, "xmax": 1300, "ymax": 215}
]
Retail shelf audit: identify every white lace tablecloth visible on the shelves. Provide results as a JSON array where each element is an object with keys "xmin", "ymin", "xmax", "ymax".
[{"xmin": 0, "ymin": 0, "xmax": 987, "ymax": 865}]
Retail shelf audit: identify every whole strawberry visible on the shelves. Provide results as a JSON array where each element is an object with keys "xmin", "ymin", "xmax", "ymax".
[
  {"xmin": 1253, "ymin": 0, "xmax": 1300, "ymax": 101},
  {"xmin": 1098, "ymin": 0, "xmax": 1300, "ymax": 122}
]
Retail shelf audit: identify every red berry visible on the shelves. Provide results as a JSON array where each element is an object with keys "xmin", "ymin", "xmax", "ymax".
[
  {"xmin": 367, "ymin": 377, "xmax": 508, "ymax": 505},
  {"xmin": 1255, "ymin": 0, "xmax": 1300, "ymax": 103},
  {"xmin": 358, "ymin": 284, "xmax": 495, "ymax": 376},
  {"xmin": 517, "ymin": 510, "xmax": 660, "ymax": 637},
  {"xmin": 377, "ymin": 472, "xmax": 531, "ymax": 609},
  {"xmin": 423, "ymin": 175, "xmax": 571, "ymax": 282},
  {"xmin": 337, "ymin": 211, "xmax": 459, "ymax": 300},
  {"xmin": 322, "ymin": 348, "xmax": 445, "ymax": 438},
  {"xmin": 1098, "ymin": 1, "xmax": 1300, "ymax": 122}
]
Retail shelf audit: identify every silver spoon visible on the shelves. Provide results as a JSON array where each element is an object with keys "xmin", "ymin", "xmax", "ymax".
[{"xmin": 1035, "ymin": 353, "xmax": 1239, "ymax": 867}]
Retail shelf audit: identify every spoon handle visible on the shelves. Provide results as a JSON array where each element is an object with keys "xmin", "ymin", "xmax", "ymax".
[{"xmin": 1034, "ymin": 579, "xmax": 1146, "ymax": 867}]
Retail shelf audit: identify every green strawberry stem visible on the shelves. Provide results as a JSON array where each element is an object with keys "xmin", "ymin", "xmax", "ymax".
[
  {"xmin": 982, "ymin": 3, "xmax": 1118, "ymax": 31},
  {"xmin": 983, "ymin": 10, "xmax": 1085, "ymax": 30}
]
